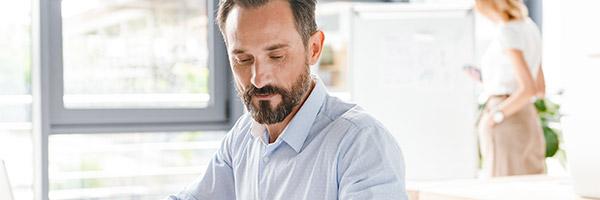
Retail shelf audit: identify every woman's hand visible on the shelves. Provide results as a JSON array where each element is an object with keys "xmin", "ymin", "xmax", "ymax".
[
  {"xmin": 463, "ymin": 65, "xmax": 482, "ymax": 83},
  {"xmin": 481, "ymin": 112, "xmax": 496, "ymax": 128}
]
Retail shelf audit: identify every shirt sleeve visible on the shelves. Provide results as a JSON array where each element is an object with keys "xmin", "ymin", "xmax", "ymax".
[
  {"xmin": 499, "ymin": 24, "xmax": 525, "ymax": 51},
  {"xmin": 337, "ymin": 126, "xmax": 407, "ymax": 200},
  {"xmin": 166, "ymin": 129, "xmax": 237, "ymax": 200}
]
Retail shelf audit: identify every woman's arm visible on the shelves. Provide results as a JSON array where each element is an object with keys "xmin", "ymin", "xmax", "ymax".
[
  {"xmin": 493, "ymin": 49, "xmax": 538, "ymax": 119},
  {"xmin": 535, "ymin": 64, "xmax": 546, "ymax": 98}
]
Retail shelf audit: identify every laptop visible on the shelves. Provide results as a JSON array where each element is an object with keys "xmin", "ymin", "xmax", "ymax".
[{"xmin": 0, "ymin": 160, "xmax": 14, "ymax": 200}]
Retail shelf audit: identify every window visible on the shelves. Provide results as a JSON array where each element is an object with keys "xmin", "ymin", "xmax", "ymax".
[
  {"xmin": 61, "ymin": 0, "xmax": 211, "ymax": 109},
  {"xmin": 48, "ymin": 131, "xmax": 224, "ymax": 200},
  {"xmin": 45, "ymin": 0, "xmax": 231, "ymax": 129},
  {"xmin": 29, "ymin": 0, "xmax": 239, "ymax": 199},
  {"xmin": 0, "ymin": 0, "xmax": 34, "ymax": 199}
]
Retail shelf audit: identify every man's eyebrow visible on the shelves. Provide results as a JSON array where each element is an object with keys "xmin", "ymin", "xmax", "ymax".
[
  {"xmin": 265, "ymin": 44, "xmax": 289, "ymax": 51},
  {"xmin": 232, "ymin": 49, "xmax": 246, "ymax": 54},
  {"xmin": 231, "ymin": 44, "xmax": 288, "ymax": 54}
]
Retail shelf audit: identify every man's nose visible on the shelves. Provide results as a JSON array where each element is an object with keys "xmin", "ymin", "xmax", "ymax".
[{"xmin": 250, "ymin": 59, "xmax": 273, "ymax": 89}]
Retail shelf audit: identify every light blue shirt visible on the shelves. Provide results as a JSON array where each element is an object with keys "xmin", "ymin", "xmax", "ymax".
[{"xmin": 168, "ymin": 78, "xmax": 407, "ymax": 200}]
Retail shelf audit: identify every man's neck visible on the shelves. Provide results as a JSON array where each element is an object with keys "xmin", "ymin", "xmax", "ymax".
[{"xmin": 265, "ymin": 80, "xmax": 316, "ymax": 144}]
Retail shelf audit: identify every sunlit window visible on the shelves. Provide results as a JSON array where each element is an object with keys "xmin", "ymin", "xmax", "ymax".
[
  {"xmin": 0, "ymin": 0, "xmax": 34, "ymax": 199},
  {"xmin": 61, "ymin": 0, "xmax": 210, "ymax": 109},
  {"xmin": 48, "ymin": 131, "xmax": 223, "ymax": 200}
]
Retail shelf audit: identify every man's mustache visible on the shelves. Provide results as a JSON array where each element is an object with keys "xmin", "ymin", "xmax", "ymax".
[{"xmin": 245, "ymin": 85, "xmax": 287, "ymax": 98}]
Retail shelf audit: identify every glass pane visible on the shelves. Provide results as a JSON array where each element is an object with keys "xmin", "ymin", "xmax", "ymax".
[
  {"xmin": 61, "ymin": 0, "xmax": 210, "ymax": 109},
  {"xmin": 49, "ymin": 131, "xmax": 224, "ymax": 200},
  {"xmin": 0, "ymin": 126, "xmax": 33, "ymax": 200},
  {"xmin": 0, "ymin": 0, "xmax": 34, "ymax": 199},
  {"xmin": 315, "ymin": 4, "xmax": 352, "ymax": 101}
]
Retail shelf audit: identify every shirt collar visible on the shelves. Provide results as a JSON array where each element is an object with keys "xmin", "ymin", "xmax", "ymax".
[{"xmin": 250, "ymin": 76, "xmax": 327, "ymax": 153}]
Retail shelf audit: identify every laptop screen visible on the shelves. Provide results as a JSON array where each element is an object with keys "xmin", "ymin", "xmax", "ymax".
[{"xmin": 0, "ymin": 160, "xmax": 14, "ymax": 200}]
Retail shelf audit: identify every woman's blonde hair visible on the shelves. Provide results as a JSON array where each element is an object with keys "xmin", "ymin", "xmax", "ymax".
[{"xmin": 475, "ymin": 0, "xmax": 528, "ymax": 22}]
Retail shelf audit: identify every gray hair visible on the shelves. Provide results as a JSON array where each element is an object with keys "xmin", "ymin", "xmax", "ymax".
[{"xmin": 216, "ymin": 0, "xmax": 318, "ymax": 46}]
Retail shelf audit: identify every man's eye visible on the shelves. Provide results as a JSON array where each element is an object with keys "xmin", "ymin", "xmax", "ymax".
[
  {"xmin": 270, "ymin": 55, "xmax": 283, "ymax": 60},
  {"xmin": 237, "ymin": 58, "xmax": 252, "ymax": 64}
]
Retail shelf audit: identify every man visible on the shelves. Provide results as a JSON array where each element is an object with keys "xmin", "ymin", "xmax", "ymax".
[{"xmin": 168, "ymin": 0, "xmax": 407, "ymax": 199}]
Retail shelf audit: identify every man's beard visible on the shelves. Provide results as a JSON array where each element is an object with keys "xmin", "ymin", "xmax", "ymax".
[{"xmin": 238, "ymin": 67, "xmax": 312, "ymax": 124}]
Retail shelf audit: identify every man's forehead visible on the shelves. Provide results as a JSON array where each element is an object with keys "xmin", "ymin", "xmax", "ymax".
[
  {"xmin": 224, "ymin": 1, "xmax": 295, "ymax": 31},
  {"xmin": 224, "ymin": 1, "xmax": 301, "ymax": 53}
]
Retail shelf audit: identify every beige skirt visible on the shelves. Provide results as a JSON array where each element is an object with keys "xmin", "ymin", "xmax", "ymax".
[{"xmin": 477, "ymin": 96, "xmax": 546, "ymax": 177}]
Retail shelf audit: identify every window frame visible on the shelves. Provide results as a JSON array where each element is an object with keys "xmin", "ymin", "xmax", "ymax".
[{"xmin": 46, "ymin": 0, "xmax": 233, "ymax": 133}]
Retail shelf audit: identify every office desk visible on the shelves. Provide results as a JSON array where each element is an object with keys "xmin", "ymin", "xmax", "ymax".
[{"xmin": 407, "ymin": 175, "xmax": 597, "ymax": 200}]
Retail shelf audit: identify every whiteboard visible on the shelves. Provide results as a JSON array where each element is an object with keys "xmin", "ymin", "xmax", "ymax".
[{"xmin": 349, "ymin": 4, "xmax": 478, "ymax": 180}]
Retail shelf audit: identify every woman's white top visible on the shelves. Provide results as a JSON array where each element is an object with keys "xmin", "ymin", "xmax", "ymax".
[{"xmin": 480, "ymin": 17, "xmax": 542, "ymax": 97}]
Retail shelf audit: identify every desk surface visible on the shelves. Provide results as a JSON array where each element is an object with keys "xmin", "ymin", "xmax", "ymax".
[{"xmin": 407, "ymin": 175, "xmax": 598, "ymax": 200}]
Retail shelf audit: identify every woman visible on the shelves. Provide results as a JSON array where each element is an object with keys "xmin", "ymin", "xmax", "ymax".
[{"xmin": 465, "ymin": 0, "xmax": 546, "ymax": 177}]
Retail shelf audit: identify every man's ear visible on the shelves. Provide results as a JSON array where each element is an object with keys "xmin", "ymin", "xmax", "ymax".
[{"xmin": 307, "ymin": 31, "xmax": 325, "ymax": 66}]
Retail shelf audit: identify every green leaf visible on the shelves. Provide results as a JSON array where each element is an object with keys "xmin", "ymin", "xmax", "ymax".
[
  {"xmin": 534, "ymin": 99, "xmax": 547, "ymax": 112},
  {"xmin": 543, "ymin": 127, "xmax": 559, "ymax": 157}
]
